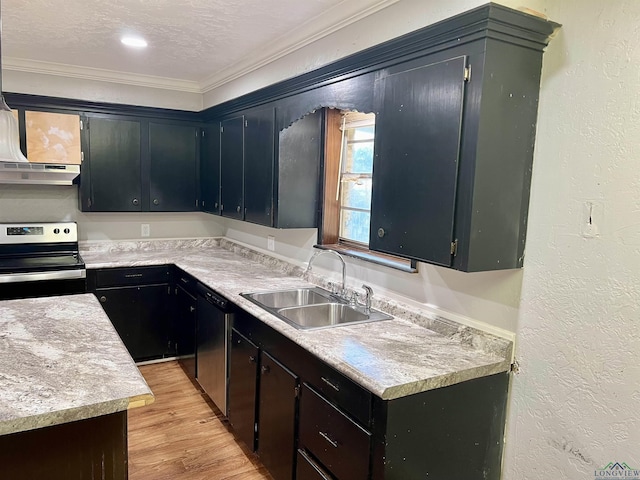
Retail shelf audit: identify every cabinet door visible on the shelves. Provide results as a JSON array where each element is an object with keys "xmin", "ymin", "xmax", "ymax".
[
  {"xmin": 258, "ymin": 351, "xmax": 298, "ymax": 480},
  {"xmin": 149, "ymin": 122, "xmax": 198, "ymax": 212},
  {"xmin": 96, "ymin": 284, "xmax": 171, "ymax": 362},
  {"xmin": 175, "ymin": 285, "xmax": 197, "ymax": 379},
  {"xmin": 83, "ymin": 117, "xmax": 142, "ymax": 212},
  {"xmin": 244, "ymin": 108, "xmax": 274, "ymax": 226},
  {"xmin": 220, "ymin": 116, "xmax": 244, "ymax": 219},
  {"xmin": 228, "ymin": 328, "xmax": 259, "ymax": 451},
  {"xmin": 201, "ymin": 123, "xmax": 221, "ymax": 214},
  {"xmin": 370, "ymin": 56, "xmax": 466, "ymax": 266}
]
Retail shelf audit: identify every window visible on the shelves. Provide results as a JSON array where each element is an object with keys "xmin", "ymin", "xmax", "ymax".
[
  {"xmin": 338, "ymin": 112, "xmax": 375, "ymax": 245},
  {"xmin": 320, "ymin": 108, "xmax": 417, "ymax": 273}
]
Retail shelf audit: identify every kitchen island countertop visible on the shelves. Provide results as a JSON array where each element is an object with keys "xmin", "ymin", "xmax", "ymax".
[
  {"xmin": 80, "ymin": 238, "xmax": 513, "ymax": 400},
  {"xmin": 0, "ymin": 294, "xmax": 154, "ymax": 436}
]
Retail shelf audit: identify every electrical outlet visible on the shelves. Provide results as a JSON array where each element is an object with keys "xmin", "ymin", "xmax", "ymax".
[
  {"xmin": 141, "ymin": 224, "xmax": 150, "ymax": 237},
  {"xmin": 267, "ymin": 235, "xmax": 275, "ymax": 251}
]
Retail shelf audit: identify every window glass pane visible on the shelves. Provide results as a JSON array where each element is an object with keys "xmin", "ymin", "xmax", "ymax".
[
  {"xmin": 346, "ymin": 141, "xmax": 374, "ymax": 173},
  {"xmin": 340, "ymin": 210, "xmax": 371, "ymax": 244},
  {"xmin": 352, "ymin": 126, "xmax": 374, "ymax": 141},
  {"xmin": 341, "ymin": 177, "xmax": 372, "ymax": 210}
]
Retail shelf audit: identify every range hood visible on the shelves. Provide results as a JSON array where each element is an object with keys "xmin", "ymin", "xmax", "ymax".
[{"xmin": 0, "ymin": 161, "xmax": 80, "ymax": 185}]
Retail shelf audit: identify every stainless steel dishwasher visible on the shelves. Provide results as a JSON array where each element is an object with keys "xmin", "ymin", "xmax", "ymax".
[{"xmin": 196, "ymin": 283, "xmax": 234, "ymax": 415}]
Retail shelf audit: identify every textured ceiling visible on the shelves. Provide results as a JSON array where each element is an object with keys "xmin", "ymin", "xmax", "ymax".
[{"xmin": 1, "ymin": 0, "xmax": 396, "ymax": 92}]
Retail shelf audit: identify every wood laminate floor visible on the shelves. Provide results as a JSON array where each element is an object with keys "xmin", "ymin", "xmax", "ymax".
[{"xmin": 128, "ymin": 361, "xmax": 272, "ymax": 480}]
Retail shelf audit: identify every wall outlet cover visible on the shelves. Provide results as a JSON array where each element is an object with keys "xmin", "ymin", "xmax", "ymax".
[
  {"xmin": 141, "ymin": 224, "xmax": 150, "ymax": 237},
  {"xmin": 267, "ymin": 235, "xmax": 275, "ymax": 251}
]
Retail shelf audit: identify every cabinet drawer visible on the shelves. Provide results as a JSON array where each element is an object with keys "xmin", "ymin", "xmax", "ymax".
[
  {"xmin": 299, "ymin": 384, "xmax": 371, "ymax": 480},
  {"xmin": 303, "ymin": 358, "xmax": 372, "ymax": 428},
  {"xmin": 296, "ymin": 449, "xmax": 334, "ymax": 480},
  {"xmin": 95, "ymin": 266, "xmax": 171, "ymax": 287}
]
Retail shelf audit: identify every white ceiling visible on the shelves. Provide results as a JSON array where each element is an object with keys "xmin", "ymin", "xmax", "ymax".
[{"xmin": 2, "ymin": 0, "xmax": 397, "ymax": 93}]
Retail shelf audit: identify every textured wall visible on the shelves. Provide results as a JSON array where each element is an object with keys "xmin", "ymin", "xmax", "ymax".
[{"xmin": 502, "ymin": 0, "xmax": 640, "ymax": 476}]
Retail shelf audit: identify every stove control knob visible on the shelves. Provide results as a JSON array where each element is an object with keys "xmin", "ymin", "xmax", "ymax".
[
  {"xmin": 53, "ymin": 228, "xmax": 60, "ymax": 234},
  {"xmin": 64, "ymin": 228, "xmax": 70, "ymax": 234}
]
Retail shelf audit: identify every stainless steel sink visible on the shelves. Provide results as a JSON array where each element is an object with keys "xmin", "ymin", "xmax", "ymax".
[
  {"xmin": 241, "ymin": 287, "xmax": 393, "ymax": 330},
  {"xmin": 245, "ymin": 288, "xmax": 333, "ymax": 308}
]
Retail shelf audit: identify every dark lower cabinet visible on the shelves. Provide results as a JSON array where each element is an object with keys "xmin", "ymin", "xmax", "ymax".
[
  {"xmin": 174, "ymin": 282, "xmax": 197, "ymax": 378},
  {"xmin": 296, "ymin": 449, "xmax": 333, "ymax": 480},
  {"xmin": 228, "ymin": 328, "xmax": 260, "ymax": 450},
  {"xmin": 299, "ymin": 384, "xmax": 371, "ymax": 480},
  {"xmin": 231, "ymin": 311, "xmax": 510, "ymax": 480},
  {"xmin": 257, "ymin": 351, "xmax": 299, "ymax": 480},
  {"xmin": 96, "ymin": 284, "xmax": 172, "ymax": 362}
]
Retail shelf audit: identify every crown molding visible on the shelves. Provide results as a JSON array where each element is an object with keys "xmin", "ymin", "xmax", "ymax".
[
  {"xmin": 196, "ymin": 0, "xmax": 399, "ymax": 93},
  {"xmin": 3, "ymin": 57, "xmax": 202, "ymax": 94}
]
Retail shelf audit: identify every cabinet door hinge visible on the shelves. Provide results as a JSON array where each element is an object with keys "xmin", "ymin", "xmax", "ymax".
[
  {"xmin": 294, "ymin": 385, "xmax": 301, "ymax": 398},
  {"xmin": 244, "ymin": 119, "xmax": 248, "ymax": 128},
  {"xmin": 202, "ymin": 130, "xmax": 205, "ymax": 137},
  {"xmin": 464, "ymin": 66, "xmax": 471, "ymax": 82},
  {"xmin": 220, "ymin": 126, "xmax": 224, "ymax": 134},
  {"xmin": 167, "ymin": 286, "xmax": 171, "ymax": 295},
  {"xmin": 450, "ymin": 239, "xmax": 458, "ymax": 256},
  {"xmin": 81, "ymin": 151, "xmax": 84, "ymax": 162},
  {"xmin": 79, "ymin": 119, "xmax": 84, "ymax": 130},
  {"xmin": 195, "ymin": 199, "xmax": 198, "ymax": 207}
]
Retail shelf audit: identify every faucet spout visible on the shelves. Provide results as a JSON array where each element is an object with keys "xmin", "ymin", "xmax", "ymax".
[{"xmin": 305, "ymin": 249, "xmax": 346, "ymax": 294}]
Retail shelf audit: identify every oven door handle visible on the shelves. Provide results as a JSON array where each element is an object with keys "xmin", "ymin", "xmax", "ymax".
[{"xmin": 0, "ymin": 269, "xmax": 87, "ymax": 284}]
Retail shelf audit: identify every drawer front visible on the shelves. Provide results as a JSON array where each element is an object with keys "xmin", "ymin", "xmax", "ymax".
[
  {"xmin": 299, "ymin": 384, "xmax": 371, "ymax": 480},
  {"xmin": 303, "ymin": 359, "xmax": 372, "ymax": 428},
  {"xmin": 95, "ymin": 266, "xmax": 171, "ymax": 287},
  {"xmin": 296, "ymin": 449, "xmax": 334, "ymax": 480},
  {"xmin": 174, "ymin": 266, "xmax": 197, "ymax": 296}
]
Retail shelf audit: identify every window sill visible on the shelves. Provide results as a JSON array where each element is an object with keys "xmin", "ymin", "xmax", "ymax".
[{"xmin": 313, "ymin": 244, "xmax": 418, "ymax": 273}]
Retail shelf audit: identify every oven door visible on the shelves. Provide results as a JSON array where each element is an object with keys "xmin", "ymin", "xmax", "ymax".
[{"xmin": 0, "ymin": 271, "xmax": 87, "ymax": 300}]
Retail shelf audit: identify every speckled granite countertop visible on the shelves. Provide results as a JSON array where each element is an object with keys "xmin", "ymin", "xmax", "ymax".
[
  {"xmin": 80, "ymin": 238, "xmax": 513, "ymax": 400},
  {"xmin": 0, "ymin": 294, "xmax": 154, "ymax": 436}
]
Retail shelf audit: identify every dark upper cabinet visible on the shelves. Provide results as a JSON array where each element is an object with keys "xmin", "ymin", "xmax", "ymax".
[
  {"xmin": 220, "ymin": 116, "xmax": 245, "ymax": 220},
  {"xmin": 370, "ymin": 56, "xmax": 466, "ymax": 267},
  {"xmin": 274, "ymin": 109, "xmax": 323, "ymax": 228},
  {"xmin": 200, "ymin": 124, "xmax": 221, "ymax": 214},
  {"xmin": 80, "ymin": 116, "xmax": 198, "ymax": 212},
  {"xmin": 80, "ymin": 117, "xmax": 142, "ymax": 212},
  {"xmin": 149, "ymin": 122, "xmax": 198, "ymax": 212},
  {"xmin": 244, "ymin": 107, "xmax": 275, "ymax": 226}
]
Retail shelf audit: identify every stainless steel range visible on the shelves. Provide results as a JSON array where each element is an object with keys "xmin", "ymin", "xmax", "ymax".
[{"xmin": 0, "ymin": 222, "xmax": 86, "ymax": 300}]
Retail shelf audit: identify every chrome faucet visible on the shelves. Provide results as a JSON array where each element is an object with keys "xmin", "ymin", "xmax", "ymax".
[
  {"xmin": 305, "ymin": 249, "xmax": 346, "ymax": 295},
  {"xmin": 360, "ymin": 284, "xmax": 373, "ymax": 314}
]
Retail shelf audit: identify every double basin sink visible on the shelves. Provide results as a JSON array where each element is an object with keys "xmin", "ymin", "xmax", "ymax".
[{"xmin": 241, "ymin": 287, "xmax": 393, "ymax": 330}]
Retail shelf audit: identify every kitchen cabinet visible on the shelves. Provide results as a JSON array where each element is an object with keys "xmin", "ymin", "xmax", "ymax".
[
  {"xmin": 200, "ymin": 124, "xmax": 221, "ymax": 214},
  {"xmin": 149, "ymin": 122, "xmax": 198, "ymax": 211},
  {"xmin": 257, "ymin": 351, "xmax": 299, "ymax": 480},
  {"xmin": 370, "ymin": 56, "xmax": 465, "ymax": 267},
  {"xmin": 174, "ymin": 268, "xmax": 198, "ymax": 378},
  {"xmin": 274, "ymin": 109, "xmax": 323, "ymax": 228},
  {"xmin": 24, "ymin": 110, "xmax": 82, "ymax": 165},
  {"xmin": 88, "ymin": 266, "xmax": 174, "ymax": 362},
  {"xmin": 228, "ymin": 328, "xmax": 259, "ymax": 450},
  {"xmin": 220, "ymin": 116, "xmax": 245, "ymax": 220},
  {"xmin": 80, "ymin": 116, "xmax": 142, "ymax": 212},
  {"xmin": 80, "ymin": 116, "xmax": 199, "ymax": 212},
  {"xmin": 231, "ymin": 310, "xmax": 509, "ymax": 480},
  {"xmin": 244, "ymin": 107, "xmax": 275, "ymax": 226}
]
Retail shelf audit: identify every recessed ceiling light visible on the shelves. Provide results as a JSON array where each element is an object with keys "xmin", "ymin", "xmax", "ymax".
[{"xmin": 121, "ymin": 35, "xmax": 148, "ymax": 48}]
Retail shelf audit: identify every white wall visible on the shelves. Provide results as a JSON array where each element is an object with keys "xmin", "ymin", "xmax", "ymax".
[{"xmin": 0, "ymin": 185, "xmax": 222, "ymax": 240}]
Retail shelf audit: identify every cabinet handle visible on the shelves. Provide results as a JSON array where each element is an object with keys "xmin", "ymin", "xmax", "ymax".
[
  {"xmin": 132, "ymin": 198, "xmax": 139, "ymax": 206},
  {"xmin": 377, "ymin": 228, "xmax": 385, "ymax": 238},
  {"xmin": 99, "ymin": 296, "xmax": 107, "ymax": 303},
  {"xmin": 236, "ymin": 205, "xmax": 241, "ymax": 213},
  {"xmin": 180, "ymin": 277, "xmax": 189, "ymax": 284},
  {"xmin": 249, "ymin": 355, "xmax": 257, "ymax": 364},
  {"xmin": 321, "ymin": 376, "xmax": 340, "ymax": 392},
  {"xmin": 153, "ymin": 199, "xmax": 160, "ymax": 206},
  {"xmin": 261, "ymin": 365, "xmax": 270, "ymax": 375},
  {"xmin": 318, "ymin": 431, "xmax": 339, "ymax": 448},
  {"xmin": 189, "ymin": 306, "xmax": 196, "ymax": 312},
  {"xmin": 214, "ymin": 202, "xmax": 218, "ymax": 209}
]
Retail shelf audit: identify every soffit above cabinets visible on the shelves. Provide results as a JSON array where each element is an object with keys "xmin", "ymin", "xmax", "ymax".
[{"xmin": 1, "ymin": 0, "xmax": 398, "ymax": 93}]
